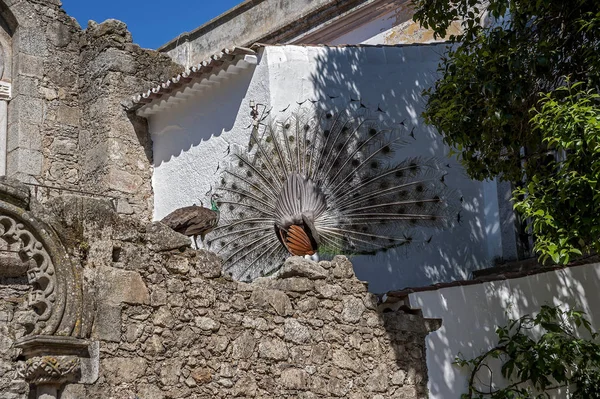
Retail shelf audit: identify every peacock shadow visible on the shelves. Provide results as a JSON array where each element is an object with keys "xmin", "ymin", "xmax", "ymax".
[{"xmin": 306, "ymin": 44, "xmax": 493, "ymax": 293}]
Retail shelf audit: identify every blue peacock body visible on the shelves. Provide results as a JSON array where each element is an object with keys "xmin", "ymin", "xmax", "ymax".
[{"xmin": 209, "ymin": 106, "xmax": 458, "ymax": 282}]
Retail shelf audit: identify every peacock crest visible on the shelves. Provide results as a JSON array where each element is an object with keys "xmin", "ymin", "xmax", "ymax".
[{"xmin": 209, "ymin": 105, "xmax": 459, "ymax": 282}]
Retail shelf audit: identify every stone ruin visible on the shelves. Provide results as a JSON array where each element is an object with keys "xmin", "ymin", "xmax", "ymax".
[
  {"xmin": 0, "ymin": 1, "xmax": 442, "ymax": 397},
  {"xmin": 0, "ymin": 177, "xmax": 440, "ymax": 398}
]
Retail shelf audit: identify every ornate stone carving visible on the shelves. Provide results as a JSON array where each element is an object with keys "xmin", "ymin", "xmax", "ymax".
[
  {"xmin": 20, "ymin": 355, "xmax": 80, "ymax": 385},
  {"xmin": 0, "ymin": 178, "xmax": 87, "ymax": 337}
]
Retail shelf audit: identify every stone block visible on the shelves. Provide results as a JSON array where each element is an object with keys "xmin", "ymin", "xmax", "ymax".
[
  {"xmin": 57, "ymin": 104, "xmax": 81, "ymax": 126},
  {"xmin": 97, "ymin": 266, "xmax": 149, "ymax": 305},
  {"xmin": 106, "ymin": 167, "xmax": 143, "ymax": 194},
  {"xmin": 250, "ymin": 289, "xmax": 292, "ymax": 316},
  {"xmin": 278, "ymin": 257, "xmax": 328, "ymax": 279},
  {"xmin": 6, "ymin": 121, "xmax": 41, "ymax": 152},
  {"xmin": 332, "ymin": 256, "xmax": 355, "ymax": 279},
  {"xmin": 136, "ymin": 384, "xmax": 165, "ymax": 399},
  {"xmin": 13, "ymin": 96, "xmax": 43, "ymax": 124},
  {"xmin": 145, "ymin": 221, "xmax": 191, "ymax": 252},
  {"xmin": 92, "ymin": 303, "xmax": 121, "ymax": 342},
  {"xmin": 88, "ymin": 48, "xmax": 137, "ymax": 78},
  {"xmin": 7, "ymin": 148, "xmax": 43, "ymax": 176},
  {"xmin": 280, "ymin": 368, "xmax": 309, "ymax": 390},
  {"xmin": 17, "ymin": 28, "xmax": 49, "ymax": 56},
  {"xmin": 341, "ymin": 297, "xmax": 366, "ymax": 323},
  {"xmin": 284, "ymin": 319, "xmax": 312, "ymax": 344},
  {"xmin": 101, "ymin": 357, "xmax": 147, "ymax": 384},
  {"xmin": 47, "ymin": 20, "xmax": 73, "ymax": 48},
  {"xmin": 258, "ymin": 338, "xmax": 288, "ymax": 360},
  {"xmin": 17, "ymin": 53, "xmax": 44, "ymax": 78},
  {"xmin": 191, "ymin": 367, "xmax": 212, "ymax": 385},
  {"xmin": 195, "ymin": 316, "xmax": 220, "ymax": 332},
  {"xmin": 231, "ymin": 331, "xmax": 255, "ymax": 359}
]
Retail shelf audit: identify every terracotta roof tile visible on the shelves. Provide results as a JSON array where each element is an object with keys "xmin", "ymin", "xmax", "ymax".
[{"xmin": 127, "ymin": 46, "xmax": 256, "ymax": 112}]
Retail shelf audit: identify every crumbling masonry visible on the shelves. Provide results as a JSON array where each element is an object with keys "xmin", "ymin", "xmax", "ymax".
[{"xmin": 0, "ymin": 1, "xmax": 440, "ymax": 398}]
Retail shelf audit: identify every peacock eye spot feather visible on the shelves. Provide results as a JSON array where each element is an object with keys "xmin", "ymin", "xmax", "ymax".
[
  {"xmin": 397, "ymin": 207, "xmax": 406, "ymax": 214},
  {"xmin": 220, "ymin": 241, "xmax": 226, "ymax": 246},
  {"xmin": 395, "ymin": 170, "xmax": 404, "ymax": 178},
  {"xmin": 239, "ymin": 212, "xmax": 245, "ymax": 219},
  {"xmin": 342, "ymin": 125, "xmax": 349, "ymax": 132},
  {"xmin": 323, "ymin": 130, "xmax": 330, "ymax": 137},
  {"xmin": 352, "ymin": 159, "xmax": 360, "ymax": 167},
  {"xmin": 304, "ymin": 124, "xmax": 310, "ymax": 131},
  {"xmin": 266, "ymin": 136, "xmax": 272, "ymax": 143},
  {"xmin": 433, "ymin": 195, "xmax": 441, "ymax": 202},
  {"xmin": 217, "ymin": 201, "xmax": 223, "ymax": 207},
  {"xmin": 229, "ymin": 205, "xmax": 235, "ymax": 211},
  {"xmin": 221, "ymin": 178, "xmax": 226, "ymax": 185},
  {"xmin": 246, "ymin": 170, "xmax": 253, "ymax": 177},
  {"xmin": 416, "ymin": 201, "xmax": 424, "ymax": 208},
  {"xmin": 326, "ymin": 113, "xmax": 333, "ymax": 119},
  {"xmin": 284, "ymin": 123, "xmax": 290, "ymax": 129},
  {"xmin": 380, "ymin": 182, "xmax": 389, "ymax": 189},
  {"xmin": 369, "ymin": 128, "xmax": 377, "ymax": 136},
  {"xmin": 410, "ymin": 162, "xmax": 418, "ymax": 171},
  {"xmin": 232, "ymin": 183, "xmax": 238, "ymax": 190},
  {"xmin": 227, "ymin": 226, "xmax": 233, "ymax": 232},
  {"xmin": 382, "ymin": 146, "xmax": 391, "ymax": 154},
  {"xmin": 430, "ymin": 215, "xmax": 438, "ymax": 221},
  {"xmin": 288, "ymin": 135, "xmax": 295, "ymax": 142},
  {"xmin": 370, "ymin": 161, "xmax": 378, "ymax": 169},
  {"xmin": 336, "ymin": 143, "xmax": 344, "ymax": 151},
  {"xmin": 238, "ymin": 160, "xmax": 244, "ymax": 167},
  {"xmin": 416, "ymin": 184, "xmax": 424, "ymax": 192}
]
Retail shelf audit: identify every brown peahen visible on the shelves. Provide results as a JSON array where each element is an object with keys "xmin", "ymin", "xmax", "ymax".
[
  {"xmin": 209, "ymin": 106, "xmax": 458, "ymax": 281},
  {"xmin": 161, "ymin": 197, "xmax": 220, "ymax": 249}
]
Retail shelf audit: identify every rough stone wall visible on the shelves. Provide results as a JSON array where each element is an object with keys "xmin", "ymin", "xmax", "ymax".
[
  {"xmin": 4, "ymin": 1, "xmax": 182, "ymax": 220},
  {"xmin": 6, "ymin": 0, "xmax": 81, "ymax": 186},
  {"xmin": 1, "ymin": 194, "xmax": 436, "ymax": 399},
  {"xmin": 78, "ymin": 19, "xmax": 183, "ymax": 219}
]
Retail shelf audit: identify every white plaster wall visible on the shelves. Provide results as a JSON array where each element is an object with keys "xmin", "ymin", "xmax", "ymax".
[
  {"xmin": 149, "ymin": 44, "xmax": 503, "ymax": 292},
  {"xmin": 411, "ymin": 263, "xmax": 600, "ymax": 399}
]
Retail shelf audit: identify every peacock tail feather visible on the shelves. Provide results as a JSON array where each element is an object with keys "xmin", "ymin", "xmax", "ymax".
[{"xmin": 209, "ymin": 106, "xmax": 459, "ymax": 282}]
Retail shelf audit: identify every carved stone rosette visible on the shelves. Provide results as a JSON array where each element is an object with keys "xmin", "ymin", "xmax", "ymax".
[{"xmin": 0, "ymin": 178, "xmax": 86, "ymax": 337}]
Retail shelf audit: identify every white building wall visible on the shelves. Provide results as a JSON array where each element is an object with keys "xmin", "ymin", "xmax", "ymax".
[
  {"xmin": 147, "ymin": 44, "xmax": 504, "ymax": 292},
  {"xmin": 410, "ymin": 262, "xmax": 600, "ymax": 399}
]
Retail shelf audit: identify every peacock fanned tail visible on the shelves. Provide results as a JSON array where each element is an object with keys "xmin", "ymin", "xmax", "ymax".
[{"xmin": 209, "ymin": 106, "xmax": 459, "ymax": 282}]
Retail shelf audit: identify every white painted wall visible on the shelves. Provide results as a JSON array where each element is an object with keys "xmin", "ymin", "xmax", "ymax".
[
  {"xmin": 148, "ymin": 44, "xmax": 505, "ymax": 292},
  {"xmin": 410, "ymin": 262, "xmax": 600, "ymax": 398}
]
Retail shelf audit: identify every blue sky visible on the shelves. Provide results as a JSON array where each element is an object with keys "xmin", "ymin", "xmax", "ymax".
[{"xmin": 61, "ymin": 0, "xmax": 244, "ymax": 49}]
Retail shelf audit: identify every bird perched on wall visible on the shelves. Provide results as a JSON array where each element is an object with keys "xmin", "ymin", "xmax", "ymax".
[
  {"xmin": 208, "ymin": 106, "xmax": 458, "ymax": 281},
  {"xmin": 161, "ymin": 195, "xmax": 220, "ymax": 249}
]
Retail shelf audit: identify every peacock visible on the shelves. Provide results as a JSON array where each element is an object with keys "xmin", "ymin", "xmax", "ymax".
[
  {"xmin": 208, "ymin": 105, "xmax": 458, "ymax": 281},
  {"xmin": 161, "ymin": 195, "xmax": 220, "ymax": 249}
]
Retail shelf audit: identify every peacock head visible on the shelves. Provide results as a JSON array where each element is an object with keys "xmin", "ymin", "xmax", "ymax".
[{"xmin": 210, "ymin": 194, "xmax": 220, "ymax": 212}]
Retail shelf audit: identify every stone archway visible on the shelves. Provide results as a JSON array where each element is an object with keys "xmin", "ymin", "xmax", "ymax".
[{"xmin": 0, "ymin": 178, "xmax": 96, "ymax": 398}]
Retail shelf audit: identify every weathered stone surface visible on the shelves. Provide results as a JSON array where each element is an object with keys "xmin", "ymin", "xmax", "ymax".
[
  {"xmin": 102, "ymin": 357, "xmax": 147, "ymax": 383},
  {"xmin": 278, "ymin": 257, "xmax": 328, "ymax": 280},
  {"xmin": 191, "ymin": 367, "xmax": 212, "ymax": 385},
  {"xmin": 231, "ymin": 331, "xmax": 256, "ymax": 359},
  {"xmin": 281, "ymin": 368, "xmax": 309, "ymax": 390},
  {"xmin": 332, "ymin": 256, "xmax": 355, "ymax": 279},
  {"xmin": 97, "ymin": 266, "xmax": 150, "ymax": 305},
  {"xmin": 284, "ymin": 319, "xmax": 311, "ymax": 344},
  {"xmin": 341, "ymin": 296, "xmax": 366, "ymax": 323},
  {"xmin": 250, "ymin": 289, "xmax": 292, "ymax": 316},
  {"xmin": 146, "ymin": 221, "xmax": 191, "ymax": 252},
  {"xmin": 258, "ymin": 338, "xmax": 289, "ymax": 360}
]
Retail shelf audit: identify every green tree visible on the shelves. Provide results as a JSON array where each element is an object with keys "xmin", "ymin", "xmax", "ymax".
[
  {"xmin": 411, "ymin": 0, "xmax": 600, "ymax": 262},
  {"xmin": 455, "ymin": 306, "xmax": 600, "ymax": 398}
]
